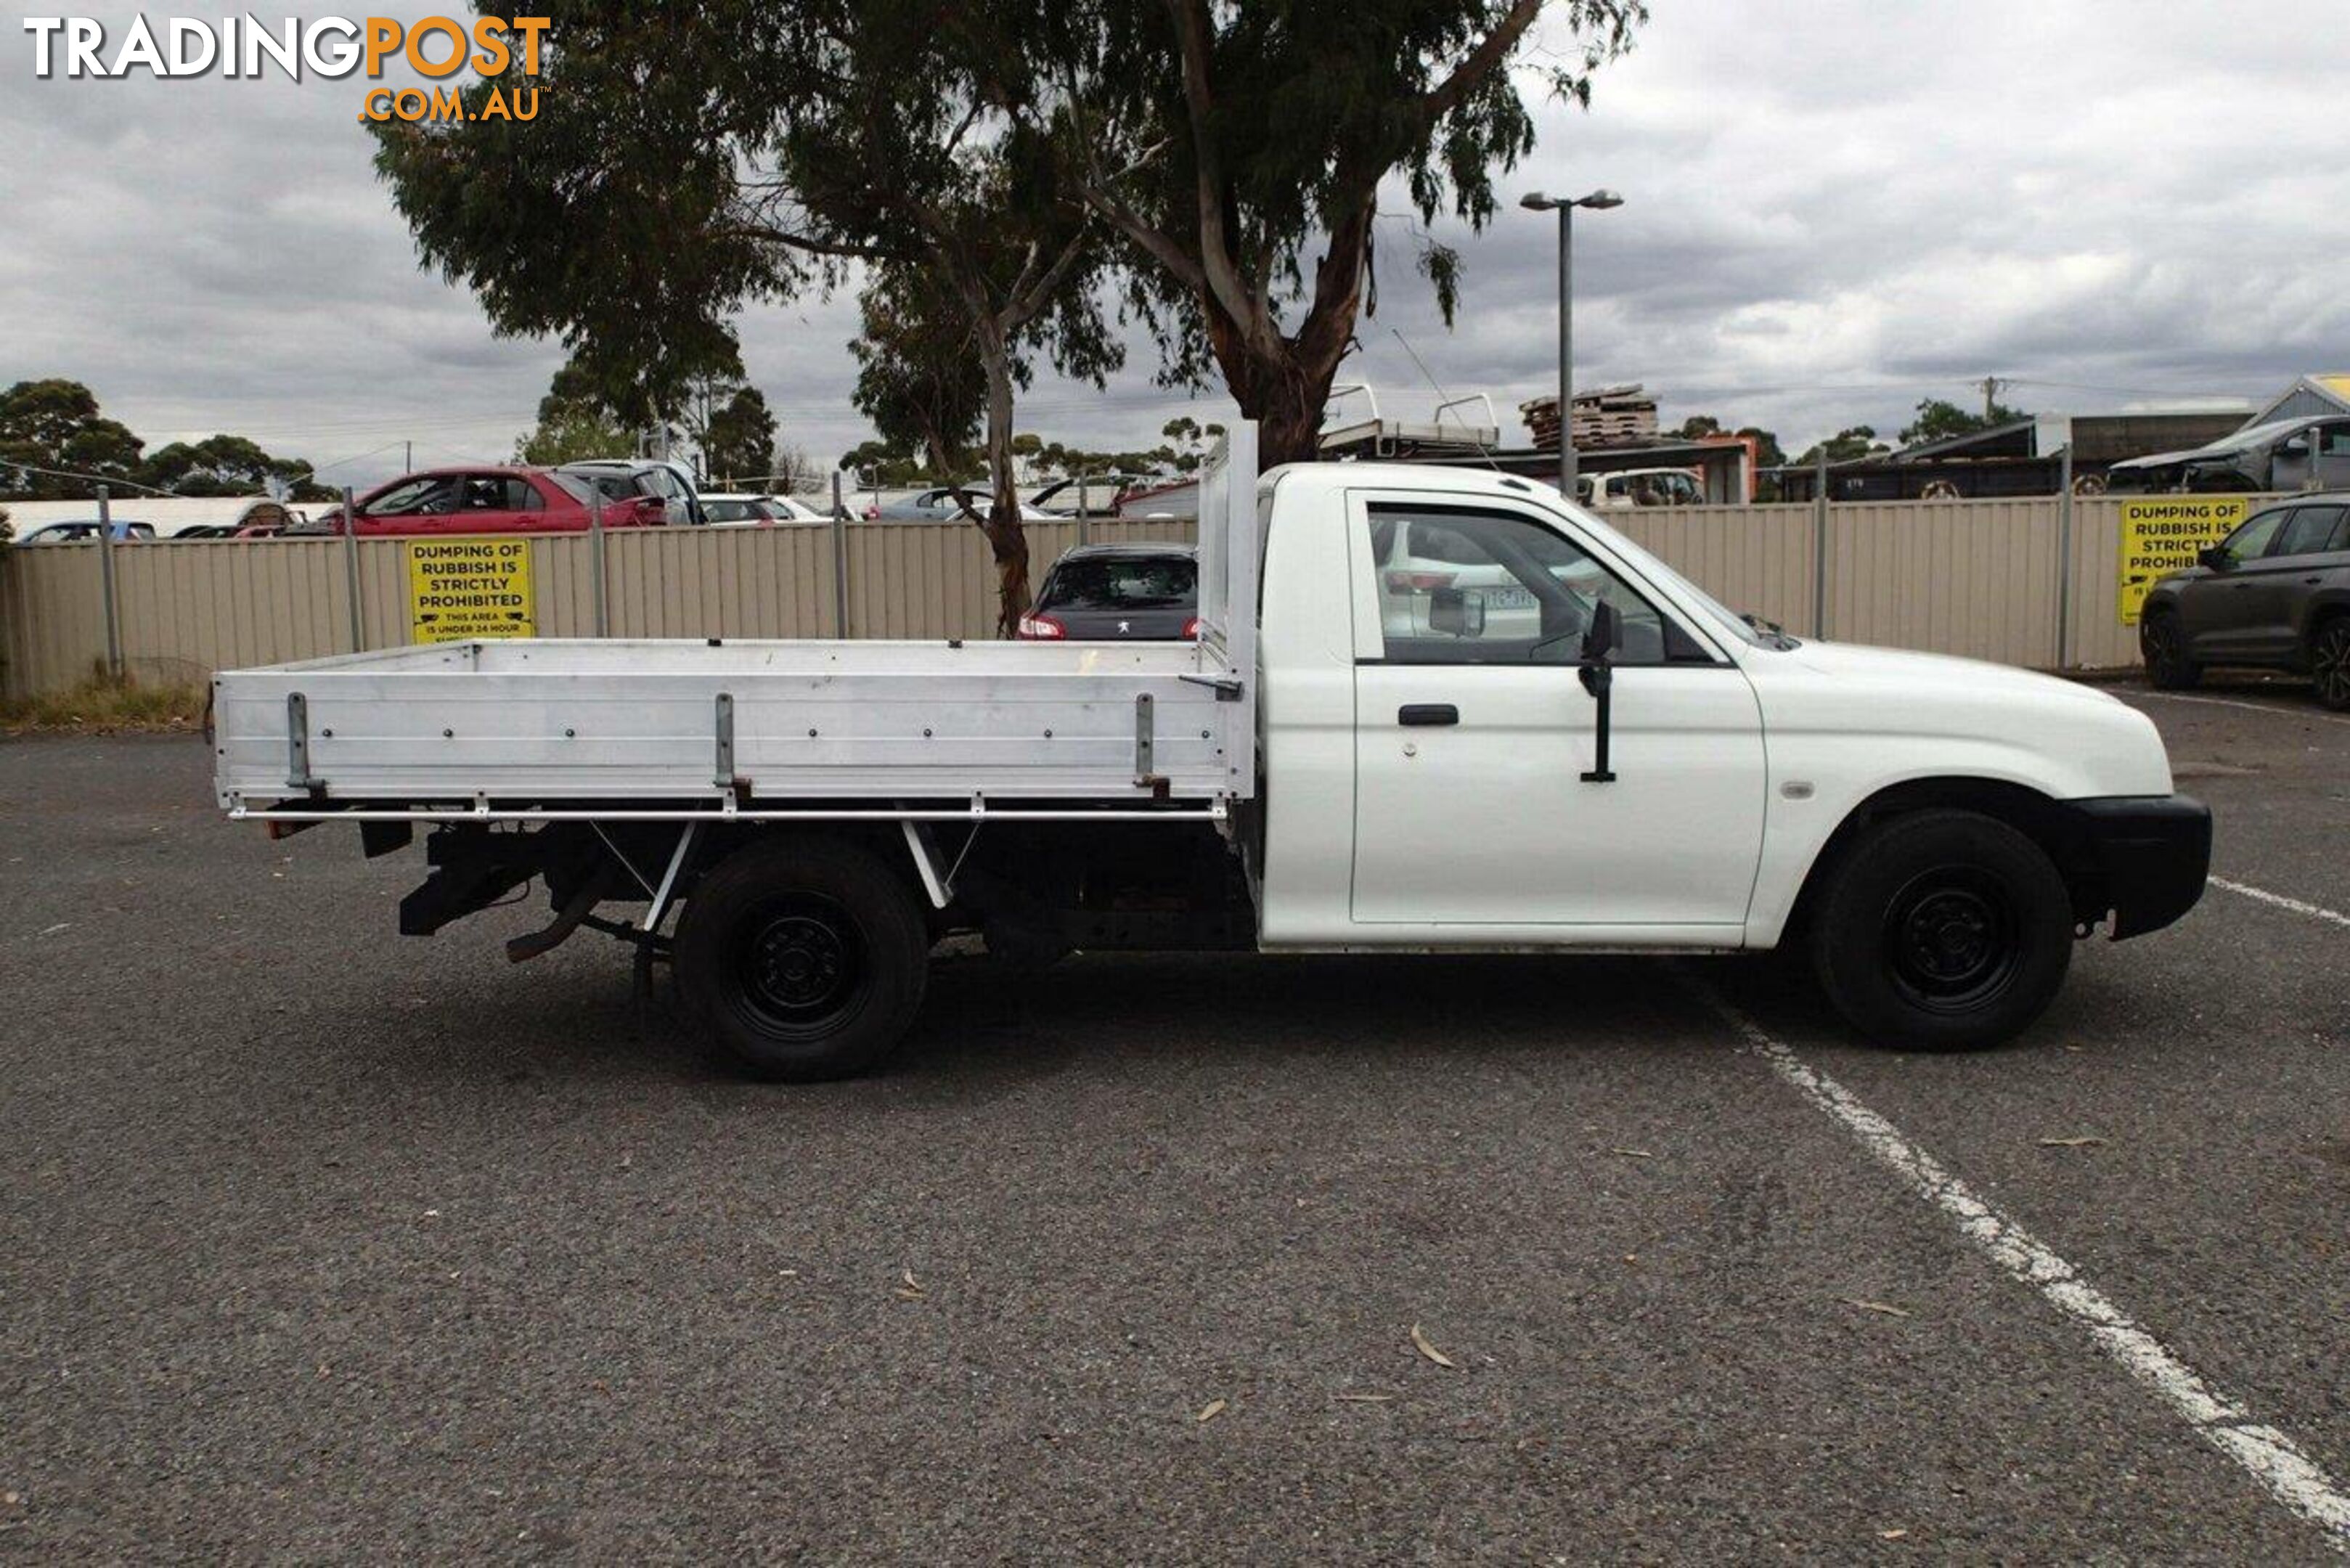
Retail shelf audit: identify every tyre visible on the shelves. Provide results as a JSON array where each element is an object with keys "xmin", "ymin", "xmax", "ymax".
[
  {"xmin": 674, "ymin": 835, "xmax": 929, "ymax": 1082},
  {"xmin": 2310, "ymin": 617, "xmax": 2350, "ymax": 712},
  {"xmin": 1810, "ymin": 809, "xmax": 2073, "ymax": 1052},
  {"xmin": 2139, "ymin": 609, "xmax": 2200, "ymax": 690}
]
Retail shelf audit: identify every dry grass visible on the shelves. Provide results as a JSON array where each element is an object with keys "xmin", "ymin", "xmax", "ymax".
[{"xmin": 0, "ymin": 675, "xmax": 208, "ymax": 734}]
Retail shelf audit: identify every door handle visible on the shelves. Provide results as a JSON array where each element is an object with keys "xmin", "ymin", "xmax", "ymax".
[{"xmin": 1398, "ymin": 703, "xmax": 1458, "ymax": 727}]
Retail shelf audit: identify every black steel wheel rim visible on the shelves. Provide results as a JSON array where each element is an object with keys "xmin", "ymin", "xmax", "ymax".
[
  {"xmin": 2315, "ymin": 625, "xmax": 2350, "ymax": 707},
  {"xmin": 1882, "ymin": 866, "xmax": 2023, "ymax": 1015},
  {"xmin": 2142, "ymin": 616, "xmax": 2180, "ymax": 673},
  {"xmin": 731, "ymin": 893, "xmax": 866, "ymax": 1040}
]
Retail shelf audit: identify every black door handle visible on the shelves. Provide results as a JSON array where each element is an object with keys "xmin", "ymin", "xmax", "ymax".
[{"xmin": 1398, "ymin": 703, "xmax": 1458, "ymax": 727}]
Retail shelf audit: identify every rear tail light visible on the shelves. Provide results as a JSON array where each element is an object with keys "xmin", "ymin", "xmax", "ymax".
[
  {"xmin": 1181, "ymin": 616, "xmax": 1201, "ymax": 639},
  {"xmin": 1016, "ymin": 613, "xmax": 1066, "ymax": 640},
  {"xmin": 1385, "ymin": 570, "xmax": 1456, "ymax": 593}
]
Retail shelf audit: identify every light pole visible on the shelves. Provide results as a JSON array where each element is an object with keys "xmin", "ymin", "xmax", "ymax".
[{"xmin": 1519, "ymin": 189, "xmax": 1623, "ymax": 500}]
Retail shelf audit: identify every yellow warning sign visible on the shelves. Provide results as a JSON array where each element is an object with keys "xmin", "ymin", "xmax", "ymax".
[
  {"xmin": 2117, "ymin": 497, "xmax": 2250, "ymax": 626},
  {"xmin": 406, "ymin": 536, "xmax": 536, "ymax": 643}
]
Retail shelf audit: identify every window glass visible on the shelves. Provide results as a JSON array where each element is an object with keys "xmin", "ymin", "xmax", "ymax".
[
  {"xmin": 545, "ymin": 471, "xmax": 597, "ymax": 505},
  {"xmin": 2316, "ymin": 423, "xmax": 2350, "ymax": 457},
  {"xmin": 362, "ymin": 476, "xmax": 460, "ymax": 517},
  {"xmin": 1362, "ymin": 505, "xmax": 1695, "ymax": 666},
  {"xmin": 1043, "ymin": 555, "xmax": 1196, "ymax": 611},
  {"xmin": 2219, "ymin": 510, "xmax": 2286, "ymax": 564},
  {"xmin": 2274, "ymin": 505, "xmax": 2345, "ymax": 557}
]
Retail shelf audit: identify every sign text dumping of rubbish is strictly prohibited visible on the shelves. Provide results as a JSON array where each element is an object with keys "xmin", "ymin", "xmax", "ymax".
[{"xmin": 406, "ymin": 537, "xmax": 536, "ymax": 642}]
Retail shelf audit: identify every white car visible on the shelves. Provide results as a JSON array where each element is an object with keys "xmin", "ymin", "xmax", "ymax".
[
  {"xmin": 699, "ymin": 492, "xmax": 831, "ymax": 526},
  {"xmin": 1577, "ymin": 467, "xmax": 1705, "ymax": 508},
  {"xmin": 213, "ymin": 430, "xmax": 2208, "ymax": 1082}
]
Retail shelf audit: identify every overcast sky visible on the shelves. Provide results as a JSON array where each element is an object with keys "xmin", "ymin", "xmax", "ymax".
[{"xmin": 4, "ymin": 1, "xmax": 2343, "ymax": 491}]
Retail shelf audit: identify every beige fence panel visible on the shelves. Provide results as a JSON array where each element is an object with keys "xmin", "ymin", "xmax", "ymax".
[
  {"xmin": 1821, "ymin": 499, "xmax": 2064, "ymax": 666},
  {"xmin": 8, "ymin": 497, "xmax": 2182, "ymax": 704},
  {"xmin": 1614, "ymin": 502, "xmax": 1817, "ymax": 635}
]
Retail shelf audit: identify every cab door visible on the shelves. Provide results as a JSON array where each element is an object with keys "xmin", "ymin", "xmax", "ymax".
[{"xmin": 1346, "ymin": 494, "xmax": 1767, "ymax": 934}]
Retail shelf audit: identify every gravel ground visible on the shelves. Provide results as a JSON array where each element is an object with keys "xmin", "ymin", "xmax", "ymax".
[{"xmin": 1, "ymin": 678, "xmax": 2343, "ymax": 1562}]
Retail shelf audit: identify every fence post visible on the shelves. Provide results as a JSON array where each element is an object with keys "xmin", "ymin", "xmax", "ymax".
[
  {"xmin": 2055, "ymin": 445, "xmax": 2075, "ymax": 670},
  {"xmin": 340, "ymin": 486, "xmax": 364, "ymax": 651},
  {"xmin": 1077, "ymin": 475, "xmax": 1091, "ymax": 547},
  {"xmin": 589, "ymin": 488, "xmax": 608, "ymax": 637},
  {"xmin": 830, "ymin": 470, "xmax": 851, "ymax": 637},
  {"xmin": 94, "ymin": 485, "xmax": 123, "ymax": 681},
  {"xmin": 1811, "ymin": 450, "xmax": 1829, "ymax": 639}
]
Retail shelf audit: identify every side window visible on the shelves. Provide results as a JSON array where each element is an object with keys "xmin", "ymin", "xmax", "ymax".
[
  {"xmin": 2274, "ymin": 505, "xmax": 2344, "ymax": 557},
  {"xmin": 2318, "ymin": 423, "xmax": 2350, "ymax": 457},
  {"xmin": 1363, "ymin": 505, "xmax": 1697, "ymax": 666},
  {"xmin": 2219, "ymin": 509, "xmax": 2287, "ymax": 565}
]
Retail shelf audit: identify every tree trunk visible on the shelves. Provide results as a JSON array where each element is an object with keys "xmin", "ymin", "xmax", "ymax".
[
  {"xmin": 974, "ymin": 329, "xmax": 1030, "ymax": 638},
  {"xmin": 1196, "ymin": 203, "xmax": 1369, "ymax": 470},
  {"xmin": 1203, "ymin": 309, "xmax": 1351, "ymax": 470}
]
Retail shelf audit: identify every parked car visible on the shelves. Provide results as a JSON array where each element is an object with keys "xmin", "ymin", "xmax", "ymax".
[
  {"xmin": 700, "ymin": 492, "xmax": 786, "ymax": 525},
  {"xmin": 2108, "ymin": 415, "xmax": 2350, "ymax": 494},
  {"xmin": 764, "ymin": 495, "xmax": 831, "ymax": 523},
  {"xmin": 557, "ymin": 458, "xmax": 706, "ymax": 526},
  {"xmin": 1015, "ymin": 544, "xmax": 1199, "ymax": 640},
  {"xmin": 2139, "ymin": 493, "xmax": 2350, "ymax": 709},
  {"xmin": 343, "ymin": 467, "xmax": 664, "ymax": 536},
  {"xmin": 1576, "ymin": 467, "xmax": 1704, "ymax": 508},
  {"xmin": 17, "ymin": 519, "xmax": 155, "ymax": 544},
  {"xmin": 863, "ymin": 485, "xmax": 1053, "ymax": 523},
  {"xmin": 1028, "ymin": 474, "xmax": 1149, "ymax": 515}
]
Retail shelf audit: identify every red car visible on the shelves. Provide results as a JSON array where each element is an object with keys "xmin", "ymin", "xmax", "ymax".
[{"xmin": 340, "ymin": 466, "xmax": 666, "ymax": 536}]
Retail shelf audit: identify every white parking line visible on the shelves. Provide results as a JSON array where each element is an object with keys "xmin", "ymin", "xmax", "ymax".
[
  {"xmin": 2131, "ymin": 690, "xmax": 2350, "ymax": 727},
  {"xmin": 1698, "ymin": 984, "xmax": 2350, "ymax": 1552},
  {"xmin": 2209, "ymin": 876, "xmax": 2350, "ymax": 930}
]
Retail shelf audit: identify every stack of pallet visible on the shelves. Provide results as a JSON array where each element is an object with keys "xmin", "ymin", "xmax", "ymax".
[{"xmin": 1519, "ymin": 385, "xmax": 1658, "ymax": 451}]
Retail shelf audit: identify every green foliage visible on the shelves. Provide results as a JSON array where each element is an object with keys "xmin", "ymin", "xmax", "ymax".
[
  {"xmin": 1792, "ymin": 425, "xmax": 1891, "ymax": 467},
  {"xmin": 1038, "ymin": 0, "xmax": 1647, "ymax": 457},
  {"xmin": 849, "ymin": 266, "xmax": 989, "ymax": 478},
  {"xmin": 701, "ymin": 386, "xmax": 779, "ymax": 484},
  {"xmin": 1672, "ymin": 415, "xmax": 1785, "ymax": 470},
  {"xmin": 1, "ymin": 380, "xmax": 146, "ymax": 497},
  {"xmin": 1899, "ymin": 396, "xmax": 2033, "ymax": 446},
  {"xmin": 1, "ymin": 380, "xmax": 331, "ymax": 500}
]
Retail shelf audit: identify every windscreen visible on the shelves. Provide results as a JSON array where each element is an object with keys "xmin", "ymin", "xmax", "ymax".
[{"xmin": 1043, "ymin": 555, "xmax": 1196, "ymax": 610}]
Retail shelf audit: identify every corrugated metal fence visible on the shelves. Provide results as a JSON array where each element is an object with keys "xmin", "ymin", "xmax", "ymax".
[{"xmin": 0, "ymin": 497, "xmax": 2202, "ymax": 700}]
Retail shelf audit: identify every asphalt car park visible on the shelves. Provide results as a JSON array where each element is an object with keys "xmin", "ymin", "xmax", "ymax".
[{"xmin": 1, "ymin": 680, "xmax": 2344, "ymax": 1561}]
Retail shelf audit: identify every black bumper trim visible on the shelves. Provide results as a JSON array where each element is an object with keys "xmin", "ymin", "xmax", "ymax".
[{"xmin": 2065, "ymin": 794, "xmax": 2211, "ymax": 939}]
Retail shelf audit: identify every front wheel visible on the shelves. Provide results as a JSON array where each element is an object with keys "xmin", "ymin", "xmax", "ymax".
[
  {"xmin": 2309, "ymin": 618, "xmax": 2350, "ymax": 712},
  {"xmin": 2140, "ymin": 609, "xmax": 2200, "ymax": 690},
  {"xmin": 1811, "ymin": 810, "xmax": 2073, "ymax": 1052},
  {"xmin": 674, "ymin": 836, "xmax": 929, "ymax": 1082}
]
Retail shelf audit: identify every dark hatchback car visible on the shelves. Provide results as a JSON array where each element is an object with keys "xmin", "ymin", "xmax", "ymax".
[
  {"xmin": 1015, "ymin": 544, "xmax": 1198, "ymax": 640},
  {"xmin": 2140, "ymin": 492, "xmax": 2350, "ymax": 709}
]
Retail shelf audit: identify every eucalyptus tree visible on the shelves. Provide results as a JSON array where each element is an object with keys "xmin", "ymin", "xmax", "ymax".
[
  {"xmin": 370, "ymin": 1, "xmax": 1119, "ymax": 632},
  {"xmin": 1034, "ymin": 0, "xmax": 1647, "ymax": 465}
]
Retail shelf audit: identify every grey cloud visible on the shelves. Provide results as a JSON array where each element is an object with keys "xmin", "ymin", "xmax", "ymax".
[{"xmin": 4, "ymin": 0, "xmax": 2341, "ymax": 487}]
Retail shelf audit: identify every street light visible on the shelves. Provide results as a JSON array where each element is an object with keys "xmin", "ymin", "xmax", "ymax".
[{"xmin": 1520, "ymin": 189, "xmax": 1623, "ymax": 500}]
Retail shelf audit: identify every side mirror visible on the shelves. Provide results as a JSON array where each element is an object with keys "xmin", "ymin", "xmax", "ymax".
[
  {"xmin": 1428, "ymin": 587, "xmax": 1486, "ymax": 639},
  {"xmin": 1580, "ymin": 597, "xmax": 1622, "ymax": 663},
  {"xmin": 2198, "ymin": 544, "xmax": 2229, "ymax": 571}
]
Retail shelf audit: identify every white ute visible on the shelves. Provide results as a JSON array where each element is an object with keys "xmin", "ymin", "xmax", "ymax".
[{"xmin": 213, "ymin": 425, "xmax": 2211, "ymax": 1080}]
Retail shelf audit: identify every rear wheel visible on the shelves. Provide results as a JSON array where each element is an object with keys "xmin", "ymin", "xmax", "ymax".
[
  {"xmin": 2310, "ymin": 617, "xmax": 2350, "ymax": 712},
  {"xmin": 2140, "ymin": 608, "xmax": 2200, "ymax": 690},
  {"xmin": 1811, "ymin": 810, "xmax": 2073, "ymax": 1052},
  {"xmin": 674, "ymin": 836, "xmax": 929, "ymax": 1082}
]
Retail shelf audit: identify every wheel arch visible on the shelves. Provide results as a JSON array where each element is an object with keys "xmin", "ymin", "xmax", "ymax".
[{"xmin": 1782, "ymin": 776, "xmax": 2106, "ymax": 943}]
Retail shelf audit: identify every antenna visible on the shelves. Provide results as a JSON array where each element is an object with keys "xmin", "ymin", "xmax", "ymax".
[{"xmin": 1388, "ymin": 328, "xmax": 1503, "ymax": 471}]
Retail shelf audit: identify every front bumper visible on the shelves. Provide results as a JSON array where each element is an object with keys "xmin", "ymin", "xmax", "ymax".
[{"xmin": 2065, "ymin": 794, "xmax": 2212, "ymax": 939}]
